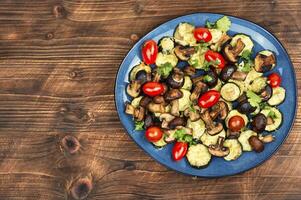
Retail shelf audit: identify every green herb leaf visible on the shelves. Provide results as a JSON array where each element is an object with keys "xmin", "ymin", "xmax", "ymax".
[
  {"xmin": 157, "ymin": 62, "xmax": 173, "ymax": 78},
  {"xmin": 190, "ymin": 59, "xmax": 200, "ymax": 68},
  {"xmin": 216, "ymin": 16, "xmax": 231, "ymax": 32},
  {"xmin": 259, "ymin": 102, "xmax": 268, "ymax": 109},
  {"xmin": 267, "ymin": 110, "xmax": 277, "ymax": 119},
  {"xmin": 189, "ymin": 103, "xmax": 196, "ymax": 113},
  {"xmin": 205, "ymin": 20, "xmax": 216, "ymax": 29},
  {"xmin": 134, "ymin": 121, "xmax": 144, "ymax": 131},
  {"xmin": 246, "ymin": 90, "xmax": 262, "ymax": 106},
  {"xmin": 203, "ymin": 75, "xmax": 213, "ymax": 82},
  {"xmin": 174, "ymin": 129, "xmax": 197, "ymax": 145},
  {"xmin": 241, "ymin": 50, "xmax": 252, "ymax": 60}
]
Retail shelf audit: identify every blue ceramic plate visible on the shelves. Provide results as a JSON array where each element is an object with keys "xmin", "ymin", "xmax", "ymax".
[{"xmin": 115, "ymin": 13, "xmax": 297, "ymax": 177}]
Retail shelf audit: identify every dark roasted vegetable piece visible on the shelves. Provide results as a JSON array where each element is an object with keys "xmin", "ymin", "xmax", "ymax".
[
  {"xmin": 174, "ymin": 45, "xmax": 195, "ymax": 61},
  {"xmin": 139, "ymin": 96, "xmax": 152, "ymax": 107},
  {"xmin": 167, "ymin": 68, "xmax": 184, "ymax": 89},
  {"xmin": 153, "ymin": 96, "xmax": 165, "ymax": 104},
  {"xmin": 168, "ymin": 117, "xmax": 186, "ymax": 129},
  {"xmin": 251, "ymin": 113, "xmax": 267, "ymax": 133},
  {"xmin": 254, "ymin": 51, "xmax": 276, "ymax": 72},
  {"xmin": 237, "ymin": 101, "xmax": 256, "ymax": 114},
  {"xmin": 249, "ymin": 136, "xmax": 264, "ymax": 152},
  {"xmin": 208, "ymin": 137, "xmax": 230, "ymax": 157},
  {"xmin": 210, "ymin": 101, "xmax": 229, "ymax": 120},
  {"xmin": 205, "ymin": 67, "xmax": 218, "ymax": 87},
  {"xmin": 126, "ymin": 80, "xmax": 141, "ymax": 98},
  {"xmin": 201, "ymin": 110, "xmax": 223, "ymax": 135},
  {"xmin": 223, "ymin": 38, "xmax": 245, "ymax": 62},
  {"xmin": 190, "ymin": 81, "xmax": 208, "ymax": 104},
  {"xmin": 220, "ymin": 65, "xmax": 237, "ymax": 82},
  {"xmin": 260, "ymin": 85, "xmax": 273, "ymax": 102},
  {"xmin": 183, "ymin": 66, "xmax": 196, "ymax": 76},
  {"xmin": 164, "ymin": 89, "xmax": 183, "ymax": 101}
]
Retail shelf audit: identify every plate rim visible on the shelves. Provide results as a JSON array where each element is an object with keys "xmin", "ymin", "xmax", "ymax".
[{"xmin": 114, "ymin": 12, "xmax": 298, "ymax": 178}]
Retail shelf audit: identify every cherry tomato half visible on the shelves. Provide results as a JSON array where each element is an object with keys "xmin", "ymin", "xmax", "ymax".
[
  {"xmin": 205, "ymin": 50, "xmax": 226, "ymax": 69},
  {"xmin": 198, "ymin": 90, "xmax": 220, "ymax": 108},
  {"xmin": 142, "ymin": 82, "xmax": 164, "ymax": 97},
  {"xmin": 228, "ymin": 115, "xmax": 245, "ymax": 132},
  {"xmin": 172, "ymin": 142, "xmax": 188, "ymax": 161},
  {"xmin": 268, "ymin": 73, "xmax": 282, "ymax": 88},
  {"xmin": 194, "ymin": 28, "xmax": 212, "ymax": 43},
  {"xmin": 142, "ymin": 40, "xmax": 158, "ymax": 65},
  {"xmin": 145, "ymin": 126, "xmax": 163, "ymax": 142}
]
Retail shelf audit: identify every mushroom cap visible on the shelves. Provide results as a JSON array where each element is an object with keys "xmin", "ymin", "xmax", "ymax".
[
  {"xmin": 174, "ymin": 45, "xmax": 195, "ymax": 61},
  {"xmin": 254, "ymin": 52, "xmax": 276, "ymax": 72},
  {"xmin": 164, "ymin": 89, "xmax": 183, "ymax": 101},
  {"xmin": 220, "ymin": 65, "xmax": 237, "ymax": 82}
]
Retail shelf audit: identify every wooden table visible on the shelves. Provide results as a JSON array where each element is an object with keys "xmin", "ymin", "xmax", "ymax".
[{"xmin": 0, "ymin": 0, "xmax": 300, "ymax": 199}]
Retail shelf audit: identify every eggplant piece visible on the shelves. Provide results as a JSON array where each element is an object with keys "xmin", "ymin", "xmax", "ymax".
[
  {"xmin": 220, "ymin": 65, "xmax": 237, "ymax": 82},
  {"xmin": 251, "ymin": 113, "xmax": 267, "ymax": 133},
  {"xmin": 237, "ymin": 101, "xmax": 256, "ymax": 114},
  {"xmin": 260, "ymin": 85, "xmax": 273, "ymax": 102}
]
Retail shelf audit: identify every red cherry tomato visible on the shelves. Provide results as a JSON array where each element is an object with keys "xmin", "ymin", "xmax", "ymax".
[
  {"xmin": 198, "ymin": 90, "xmax": 220, "ymax": 108},
  {"xmin": 228, "ymin": 116, "xmax": 245, "ymax": 132},
  {"xmin": 268, "ymin": 73, "xmax": 282, "ymax": 88},
  {"xmin": 145, "ymin": 126, "xmax": 163, "ymax": 142},
  {"xmin": 172, "ymin": 142, "xmax": 188, "ymax": 161},
  {"xmin": 142, "ymin": 40, "xmax": 158, "ymax": 65},
  {"xmin": 205, "ymin": 50, "xmax": 226, "ymax": 69},
  {"xmin": 142, "ymin": 82, "xmax": 164, "ymax": 97},
  {"xmin": 194, "ymin": 27, "xmax": 212, "ymax": 43}
]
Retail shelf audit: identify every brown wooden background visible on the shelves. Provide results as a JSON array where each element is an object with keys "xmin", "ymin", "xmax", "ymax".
[{"xmin": 0, "ymin": 0, "xmax": 300, "ymax": 199}]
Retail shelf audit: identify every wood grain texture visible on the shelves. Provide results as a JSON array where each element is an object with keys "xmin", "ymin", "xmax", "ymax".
[{"xmin": 0, "ymin": 0, "xmax": 300, "ymax": 199}]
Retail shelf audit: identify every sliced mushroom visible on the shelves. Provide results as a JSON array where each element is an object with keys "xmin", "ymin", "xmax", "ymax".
[
  {"xmin": 254, "ymin": 52, "xmax": 276, "ymax": 72},
  {"xmin": 164, "ymin": 89, "xmax": 183, "ymax": 101},
  {"xmin": 251, "ymin": 113, "xmax": 267, "ymax": 133},
  {"xmin": 205, "ymin": 67, "xmax": 218, "ymax": 87},
  {"xmin": 144, "ymin": 115, "xmax": 154, "ymax": 129},
  {"xmin": 125, "ymin": 103, "xmax": 145, "ymax": 121},
  {"xmin": 159, "ymin": 113, "xmax": 175, "ymax": 129},
  {"xmin": 147, "ymin": 102, "xmax": 165, "ymax": 113},
  {"xmin": 168, "ymin": 117, "xmax": 186, "ymax": 129},
  {"xmin": 139, "ymin": 96, "xmax": 152, "ymax": 107},
  {"xmin": 260, "ymin": 85, "xmax": 273, "ymax": 102},
  {"xmin": 153, "ymin": 96, "xmax": 165, "ymax": 104},
  {"xmin": 170, "ymin": 99, "xmax": 180, "ymax": 116},
  {"xmin": 249, "ymin": 136, "xmax": 264, "ymax": 152},
  {"xmin": 210, "ymin": 101, "xmax": 229, "ymax": 120},
  {"xmin": 201, "ymin": 110, "xmax": 223, "ymax": 135},
  {"xmin": 152, "ymin": 71, "xmax": 161, "ymax": 82},
  {"xmin": 184, "ymin": 106, "xmax": 201, "ymax": 122},
  {"xmin": 190, "ymin": 81, "xmax": 208, "ymax": 104},
  {"xmin": 210, "ymin": 33, "xmax": 231, "ymax": 51},
  {"xmin": 126, "ymin": 80, "xmax": 141, "ymax": 98},
  {"xmin": 223, "ymin": 38, "xmax": 245, "ymax": 62},
  {"xmin": 183, "ymin": 66, "xmax": 196, "ymax": 76},
  {"xmin": 167, "ymin": 68, "xmax": 184, "ymax": 89},
  {"xmin": 208, "ymin": 137, "xmax": 230, "ymax": 157},
  {"xmin": 226, "ymin": 129, "xmax": 241, "ymax": 139},
  {"xmin": 220, "ymin": 65, "xmax": 247, "ymax": 82},
  {"xmin": 174, "ymin": 45, "xmax": 195, "ymax": 61},
  {"xmin": 259, "ymin": 134, "xmax": 274, "ymax": 143}
]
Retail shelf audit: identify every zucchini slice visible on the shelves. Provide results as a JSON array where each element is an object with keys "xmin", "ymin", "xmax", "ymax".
[
  {"xmin": 182, "ymin": 76, "xmax": 193, "ymax": 90},
  {"xmin": 261, "ymin": 107, "xmax": 282, "ymax": 131},
  {"xmin": 158, "ymin": 37, "xmax": 174, "ymax": 54},
  {"xmin": 223, "ymin": 139, "xmax": 242, "ymax": 161},
  {"xmin": 201, "ymin": 129, "xmax": 226, "ymax": 146},
  {"xmin": 267, "ymin": 87, "xmax": 286, "ymax": 106},
  {"xmin": 244, "ymin": 69, "xmax": 263, "ymax": 86},
  {"xmin": 230, "ymin": 34, "xmax": 254, "ymax": 55},
  {"xmin": 229, "ymin": 79, "xmax": 246, "ymax": 95},
  {"xmin": 155, "ymin": 52, "xmax": 178, "ymax": 68},
  {"xmin": 225, "ymin": 110, "xmax": 248, "ymax": 128},
  {"xmin": 178, "ymin": 89, "xmax": 191, "ymax": 111},
  {"xmin": 186, "ymin": 119, "xmax": 206, "ymax": 139},
  {"xmin": 221, "ymin": 82, "xmax": 241, "ymax": 101},
  {"xmin": 238, "ymin": 130, "xmax": 257, "ymax": 151},
  {"xmin": 129, "ymin": 62, "xmax": 151, "ymax": 81},
  {"xmin": 174, "ymin": 22, "xmax": 196, "ymax": 46},
  {"xmin": 152, "ymin": 136, "xmax": 167, "ymax": 148},
  {"xmin": 186, "ymin": 144, "xmax": 211, "ymax": 168},
  {"xmin": 248, "ymin": 77, "xmax": 267, "ymax": 93}
]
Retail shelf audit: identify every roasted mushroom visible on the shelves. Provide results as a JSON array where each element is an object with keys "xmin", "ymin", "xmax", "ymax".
[
  {"xmin": 210, "ymin": 101, "xmax": 229, "ymax": 120},
  {"xmin": 208, "ymin": 137, "xmax": 230, "ymax": 157},
  {"xmin": 249, "ymin": 136, "xmax": 264, "ymax": 152},
  {"xmin": 259, "ymin": 134, "xmax": 274, "ymax": 143},
  {"xmin": 159, "ymin": 113, "xmax": 175, "ymax": 129},
  {"xmin": 220, "ymin": 65, "xmax": 247, "ymax": 82},
  {"xmin": 174, "ymin": 45, "xmax": 195, "ymax": 61},
  {"xmin": 153, "ymin": 96, "xmax": 165, "ymax": 104},
  {"xmin": 170, "ymin": 99, "xmax": 180, "ymax": 116},
  {"xmin": 167, "ymin": 68, "xmax": 184, "ymax": 89},
  {"xmin": 164, "ymin": 89, "xmax": 183, "ymax": 101},
  {"xmin": 125, "ymin": 103, "xmax": 145, "ymax": 121},
  {"xmin": 227, "ymin": 130, "xmax": 241, "ymax": 139},
  {"xmin": 190, "ymin": 81, "xmax": 208, "ymax": 104},
  {"xmin": 210, "ymin": 33, "xmax": 231, "ymax": 51},
  {"xmin": 237, "ymin": 101, "xmax": 256, "ymax": 114},
  {"xmin": 168, "ymin": 117, "xmax": 186, "ymax": 129},
  {"xmin": 260, "ymin": 85, "xmax": 273, "ymax": 102},
  {"xmin": 205, "ymin": 67, "xmax": 218, "ymax": 87},
  {"xmin": 152, "ymin": 71, "xmax": 161, "ymax": 82},
  {"xmin": 129, "ymin": 62, "xmax": 151, "ymax": 82},
  {"xmin": 139, "ymin": 96, "xmax": 152, "ymax": 107},
  {"xmin": 144, "ymin": 115, "xmax": 154, "ymax": 129},
  {"xmin": 147, "ymin": 102, "xmax": 165, "ymax": 113},
  {"xmin": 223, "ymin": 38, "xmax": 245, "ymax": 62},
  {"xmin": 201, "ymin": 110, "xmax": 223, "ymax": 135},
  {"xmin": 126, "ymin": 80, "xmax": 141, "ymax": 98},
  {"xmin": 183, "ymin": 66, "xmax": 196, "ymax": 76},
  {"xmin": 254, "ymin": 51, "xmax": 276, "ymax": 72},
  {"xmin": 184, "ymin": 105, "xmax": 201, "ymax": 122},
  {"xmin": 251, "ymin": 113, "xmax": 267, "ymax": 133}
]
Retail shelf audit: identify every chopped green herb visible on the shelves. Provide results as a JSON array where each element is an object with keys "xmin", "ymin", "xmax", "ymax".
[
  {"xmin": 259, "ymin": 102, "xmax": 268, "ymax": 109},
  {"xmin": 238, "ymin": 50, "xmax": 254, "ymax": 72},
  {"xmin": 157, "ymin": 62, "xmax": 173, "ymax": 78},
  {"xmin": 190, "ymin": 59, "xmax": 200, "ymax": 68},
  {"xmin": 203, "ymin": 75, "xmax": 213, "ymax": 82},
  {"xmin": 189, "ymin": 103, "xmax": 196, "ymax": 113},
  {"xmin": 246, "ymin": 90, "xmax": 262, "ymax": 106},
  {"xmin": 174, "ymin": 129, "xmax": 197, "ymax": 145},
  {"xmin": 205, "ymin": 20, "xmax": 216, "ymax": 29},
  {"xmin": 134, "ymin": 121, "xmax": 144, "ymax": 131},
  {"xmin": 241, "ymin": 50, "xmax": 252, "ymax": 60},
  {"xmin": 267, "ymin": 110, "xmax": 277, "ymax": 119}
]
